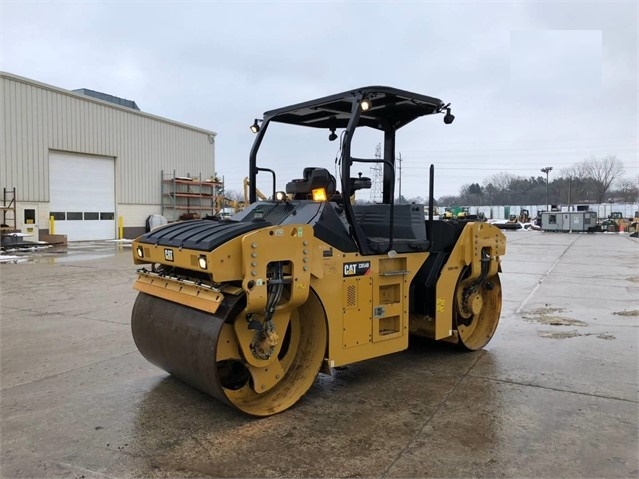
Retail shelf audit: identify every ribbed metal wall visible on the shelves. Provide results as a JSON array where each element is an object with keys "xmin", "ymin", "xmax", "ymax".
[{"xmin": 0, "ymin": 73, "xmax": 216, "ymax": 204}]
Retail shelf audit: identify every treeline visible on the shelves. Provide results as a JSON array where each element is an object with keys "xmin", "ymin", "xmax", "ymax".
[{"xmin": 436, "ymin": 155, "xmax": 637, "ymax": 206}]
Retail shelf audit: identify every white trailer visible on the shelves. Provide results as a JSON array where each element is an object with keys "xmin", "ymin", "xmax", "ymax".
[{"xmin": 541, "ymin": 211, "xmax": 598, "ymax": 232}]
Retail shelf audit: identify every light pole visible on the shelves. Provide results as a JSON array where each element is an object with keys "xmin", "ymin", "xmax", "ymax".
[
  {"xmin": 568, "ymin": 176, "xmax": 572, "ymax": 212},
  {"xmin": 541, "ymin": 166, "xmax": 553, "ymax": 211}
]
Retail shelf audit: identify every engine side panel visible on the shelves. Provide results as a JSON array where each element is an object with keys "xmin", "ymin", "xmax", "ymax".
[{"xmin": 308, "ymin": 236, "xmax": 429, "ymax": 367}]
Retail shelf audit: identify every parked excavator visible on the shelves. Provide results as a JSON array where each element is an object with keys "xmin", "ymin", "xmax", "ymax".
[
  {"xmin": 518, "ymin": 209, "xmax": 530, "ymax": 223},
  {"xmin": 130, "ymin": 86, "xmax": 507, "ymax": 416},
  {"xmin": 456, "ymin": 207, "xmax": 471, "ymax": 219},
  {"xmin": 456, "ymin": 207, "xmax": 486, "ymax": 221},
  {"xmin": 629, "ymin": 211, "xmax": 639, "ymax": 236}
]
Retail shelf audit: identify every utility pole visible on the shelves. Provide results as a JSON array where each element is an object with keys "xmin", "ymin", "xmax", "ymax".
[
  {"xmin": 541, "ymin": 166, "xmax": 553, "ymax": 212},
  {"xmin": 397, "ymin": 152, "xmax": 403, "ymax": 204}
]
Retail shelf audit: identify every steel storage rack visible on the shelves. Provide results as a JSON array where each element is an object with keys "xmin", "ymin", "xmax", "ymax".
[
  {"xmin": 1, "ymin": 187, "xmax": 17, "ymax": 236},
  {"xmin": 161, "ymin": 170, "xmax": 221, "ymax": 222}
]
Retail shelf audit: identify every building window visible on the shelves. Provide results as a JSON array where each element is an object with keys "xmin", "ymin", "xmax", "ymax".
[
  {"xmin": 549, "ymin": 214, "xmax": 557, "ymax": 224},
  {"xmin": 84, "ymin": 212, "xmax": 99, "ymax": 220},
  {"xmin": 67, "ymin": 212, "xmax": 83, "ymax": 220},
  {"xmin": 100, "ymin": 212, "xmax": 115, "ymax": 220},
  {"xmin": 50, "ymin": 212, "xmax": 65, "ymax": 220}
]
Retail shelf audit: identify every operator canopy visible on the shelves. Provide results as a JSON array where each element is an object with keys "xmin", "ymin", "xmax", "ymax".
[
  {"xmin": 262, "ymin": 86, "xmax": 448, "ymax": 130},
  {"xmin": 247, "ymin": 85, "xmax": 454, "ymax": 230}
]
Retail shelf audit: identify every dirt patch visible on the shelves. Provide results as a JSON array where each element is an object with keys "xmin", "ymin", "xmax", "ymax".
[
  {"xmin": 536, "ymin": 316, "xmax": 588, "ymax": 326},
  {"xmin": 612, "ymin": 310, "xmax": 639, "ymax": 317},
  {"xmin": 626, "ymin": 277, "xmax": 639, "ymax": 283},
  {"xmin": 526, "ymin": 306, "xmax": 565, "ymax": 315},
  {"xmin": 522, "ymin": 307, "xmax": 587, "ymax": 327},
  {"xmin": 597, "ymin": 333, "xmax": 616, "ymax": 340},
  {"xmin": 537, "ymin": 330, "xmax": 616, "ymax": 340},
  {"xmin": 537, "ymin": 330, "xmax": 582, "ymax": 339}
]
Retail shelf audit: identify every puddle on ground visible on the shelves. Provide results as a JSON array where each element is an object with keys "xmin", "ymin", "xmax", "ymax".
[
  {"xmin": 1, "ymin": 241, "xmax": 130, "ymax": 264},
  {"xmin": 525, "ymin": 306, "xmax": 619, "ymax": 340}
]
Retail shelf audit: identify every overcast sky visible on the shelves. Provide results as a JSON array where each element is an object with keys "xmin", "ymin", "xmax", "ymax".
[{"xmin": 1, "ymin": 1, "xmax": 637, "ymax": 200}]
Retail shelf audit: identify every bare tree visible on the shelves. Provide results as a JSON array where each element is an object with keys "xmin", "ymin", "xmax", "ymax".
[
  {"xmin": 224, "ymin": 189, "xmax": 245, "ymax": 202},
  {"xmin": 484, "ymin": 172, "xmax": 517, "ymax": 192},
  {"xmin": 578, "ymin": 155, "xmax": 625, "ymax": 203},
  {"xmin": 435, "ymin": 160, "xmax": 628, "ymax": 206},
  {"xmin": 615, "ymin": 178, "xmax": 638, "ymax": 203},
  {"xmin": 558, "ymin": 166, "xmax": 595, "ymax": 202},
  {"xmin": 482, "ymin": 182, "xmax": 498, "ymax": 205},
  {"xmin": 438, "ymin": 195, "xmax": 459, "ymax": 206},
  {"xmin": 560, "ymin": 163, "xmax": 589, "ymax": 181}
]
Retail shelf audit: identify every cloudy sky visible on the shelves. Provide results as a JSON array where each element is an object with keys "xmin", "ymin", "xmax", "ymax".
[{"xmin": 1, "ymin": 1, "xmax": 637, "ymax": 199}]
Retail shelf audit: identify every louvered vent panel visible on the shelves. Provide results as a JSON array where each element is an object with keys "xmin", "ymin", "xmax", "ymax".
[{"xmin": 347, "ymin": 285, "xmax": 356, "ymax": 307}]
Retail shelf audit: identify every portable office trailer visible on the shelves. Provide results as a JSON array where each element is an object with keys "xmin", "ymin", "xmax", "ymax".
[
  {"xmin": 542, "ymin": 211, "xmax": 598, "ymax": 232},
  {"xmin": 542, "ymin": 212, "xmax": 560, "ymax": 231}
]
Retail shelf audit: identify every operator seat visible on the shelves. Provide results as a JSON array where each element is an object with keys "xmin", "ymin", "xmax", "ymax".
[
  {"xmin": 286, "ymin": 167, "xmax": 337, "ymax": 200},
  {"xmin": 352, "ymin": 203, "xmax": 429, "ymax": 253}
]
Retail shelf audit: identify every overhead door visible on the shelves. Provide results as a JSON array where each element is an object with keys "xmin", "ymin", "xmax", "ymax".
[{"xmin": 49, "ymin": 151, "xmax": 115, "ymax": 241}]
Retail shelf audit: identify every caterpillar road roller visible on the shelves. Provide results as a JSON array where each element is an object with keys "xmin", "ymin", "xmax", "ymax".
[{"xmin": 131, "ymin": 86, "xmax": 506, "ymax": 416}]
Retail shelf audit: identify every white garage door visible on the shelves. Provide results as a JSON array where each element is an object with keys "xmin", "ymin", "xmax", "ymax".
[{"xmin": 49, "ymin": 151, "xmax": 115, "ymax": 241}]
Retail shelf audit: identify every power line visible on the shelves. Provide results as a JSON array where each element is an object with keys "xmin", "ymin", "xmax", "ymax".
[
  {"xmin": 401, "ymin": 145, "xmax": 637, "ymax": 154},
  {"xmin": 405, "ymin": 167, "xmax": 565, "ymax": 172},
  {"xmin": 400, "ymin": 151, "xmax": 638, "ymax": 161},
  {"xmin": 399, "ymin": 136, "xmax": 638, "ymax": 148}
]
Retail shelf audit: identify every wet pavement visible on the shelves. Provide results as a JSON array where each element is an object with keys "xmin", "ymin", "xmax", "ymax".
[
  {"xmin": 0, "ymin": 240, "xmax": 132, "ymax": 265},
  {"xmin": 1, "ymin": 232, "xmax": 638, "ymax": 478}
]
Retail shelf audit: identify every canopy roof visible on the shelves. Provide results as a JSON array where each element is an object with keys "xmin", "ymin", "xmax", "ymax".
[{"xmin": 263, "ymin": 86, "xmax": 445, "ymax": 130}]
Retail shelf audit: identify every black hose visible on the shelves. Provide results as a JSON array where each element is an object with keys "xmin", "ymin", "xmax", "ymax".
[{"xmin": 265, "ymin": 261, "xmax": 284, "ymax": 319}]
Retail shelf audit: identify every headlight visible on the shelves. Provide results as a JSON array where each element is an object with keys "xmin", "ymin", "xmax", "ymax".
[
  {"xmin": 198, "ymin": 255, "xmax": 207, "ymax": 269},
  {"xmin": 136, "ymin": 246, "xmax": 144, "ymax": 258}
]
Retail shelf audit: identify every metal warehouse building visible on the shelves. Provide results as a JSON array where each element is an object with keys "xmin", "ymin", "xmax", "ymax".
[{"xmin": 0, "ymin": 72, "xmax": 216, "ymax": 241}]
